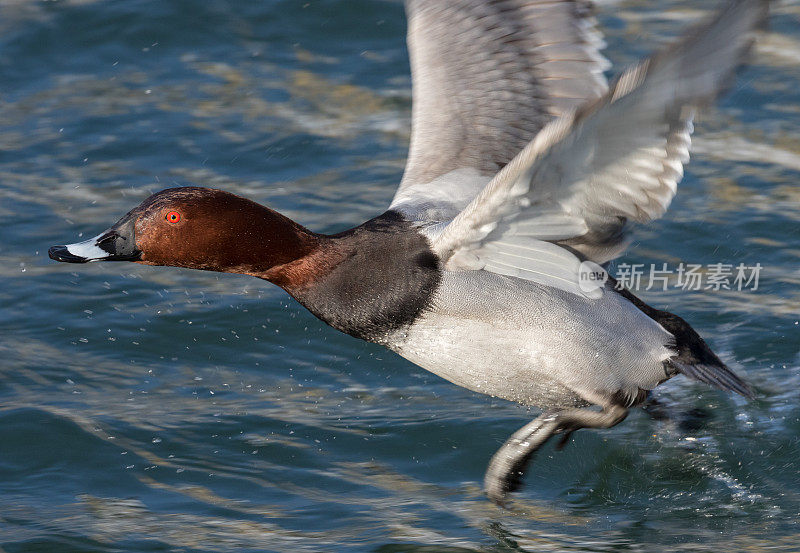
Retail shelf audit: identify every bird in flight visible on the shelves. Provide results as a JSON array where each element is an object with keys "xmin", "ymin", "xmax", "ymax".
[{"xmin": 50, "ymin": 0, "xmax": 768, "ymax": 505}]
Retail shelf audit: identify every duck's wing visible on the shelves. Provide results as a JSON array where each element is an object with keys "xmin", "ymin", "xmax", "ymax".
[
  {"xmin": 430, "ymin": 0, "xmax": 768, "ymax": 298},
  {"xmin": 390, "ymin": 0, "xmax": 610, "ymax": 222}
]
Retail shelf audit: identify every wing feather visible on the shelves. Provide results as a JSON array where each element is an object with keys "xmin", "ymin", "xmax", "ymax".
[
  {"xmin": 431, "ymin": 0, "xmax": 768, "ymax": 295},
  {"xmin": 391, "ymin": 0, "xmax": 610, "ymax": 221}
]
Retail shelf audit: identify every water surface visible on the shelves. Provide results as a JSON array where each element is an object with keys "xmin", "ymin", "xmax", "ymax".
[{"xmin": 1, "ymin": 1, "xmax": 800, "ymax": 551}]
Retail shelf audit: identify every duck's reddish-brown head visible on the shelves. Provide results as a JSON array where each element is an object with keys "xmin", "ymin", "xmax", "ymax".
[{"xmin": 49, "ymin": 187, "xmax": 320, "ymax": 278}]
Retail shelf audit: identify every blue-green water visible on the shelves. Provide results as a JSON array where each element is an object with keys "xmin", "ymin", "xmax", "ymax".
[{"xmin": 2, "ymin": 1, "xmax": 800, "ymax": 551}]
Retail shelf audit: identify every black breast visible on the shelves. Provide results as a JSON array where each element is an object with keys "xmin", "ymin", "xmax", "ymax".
[{"xmin": 291, "ymin": 210, "xmax": 441, "ymax": 343}]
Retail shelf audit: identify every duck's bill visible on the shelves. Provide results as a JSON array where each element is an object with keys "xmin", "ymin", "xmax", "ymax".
[{"xmin": 49, "ymin": 218, "xmax": 141, "ymax": 263}]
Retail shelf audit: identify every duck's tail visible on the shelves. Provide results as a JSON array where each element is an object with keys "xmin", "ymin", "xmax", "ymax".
[
  {"xmin": 611, "ymin": 279, "xmax": 754, "ymax": 399},
  {"xmin": 659, "ymin": 309, "xmax": 753, "ymax": 399},
  {"xmin": 666, "ymin": 358, "xmax": 752, "ymax": 399}
]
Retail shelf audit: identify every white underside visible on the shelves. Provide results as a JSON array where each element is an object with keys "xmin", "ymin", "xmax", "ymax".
[{"xmin": 387, "ymin": 270, "xmax": 674, "ymax": 409}]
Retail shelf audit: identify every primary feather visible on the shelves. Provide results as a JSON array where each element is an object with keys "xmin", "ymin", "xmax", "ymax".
[{"xmin": 428, "ymin": 0, "xmax": 768, "ymax": 296}]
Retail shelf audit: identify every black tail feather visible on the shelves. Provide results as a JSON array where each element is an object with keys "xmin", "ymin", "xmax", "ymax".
[
  {"xmin": 610, "ymin": 278, "xmax": 754, "ymax": 400},
  {"xmin": 668, "ymin": 359, "xmax": 754, "ymax": 399}
]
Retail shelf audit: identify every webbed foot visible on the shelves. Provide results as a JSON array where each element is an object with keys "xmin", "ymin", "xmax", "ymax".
[{"xmin": 484, "ymin": 405, "xmax": 628, "ymax": 505}]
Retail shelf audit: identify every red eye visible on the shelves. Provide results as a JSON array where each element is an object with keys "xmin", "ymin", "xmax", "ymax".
[{"xmin": 166, "ymin": 211, "xmax": 181, "ymax": 224}]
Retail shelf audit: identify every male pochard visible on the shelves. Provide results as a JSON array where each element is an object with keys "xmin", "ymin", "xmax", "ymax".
[{"xmin": 50, "ymin": 0, "xmax": 766, "ymax": 504}]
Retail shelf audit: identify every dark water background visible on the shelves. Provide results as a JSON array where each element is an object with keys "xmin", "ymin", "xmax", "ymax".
[{"xmin": 1, "ymin": 1, "xmax": 800, "ymax": 551}]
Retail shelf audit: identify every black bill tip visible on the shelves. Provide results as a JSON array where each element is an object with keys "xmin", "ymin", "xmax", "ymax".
[{"xmin": 48, "ymin": 245, "xmax": 89, "ymax": 263}]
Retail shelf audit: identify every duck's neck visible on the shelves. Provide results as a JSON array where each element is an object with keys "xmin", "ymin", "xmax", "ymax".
[
  {"xmin": 257, "ymin": 230, "xmax": 343, "ymax": 291},
  {"xmin": 215, "ymin": 208, "xmax": 326, "ymax": 282},
  {"xmin": 259, "ymin": 210, "xmax": 442, "ymax": 343}
]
